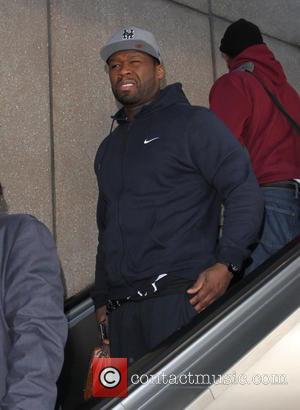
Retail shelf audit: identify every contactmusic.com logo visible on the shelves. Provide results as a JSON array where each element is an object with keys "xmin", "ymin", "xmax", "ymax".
[{"xmin": 92, "ymin": 358, "xmax": 128, "ymax": 397}]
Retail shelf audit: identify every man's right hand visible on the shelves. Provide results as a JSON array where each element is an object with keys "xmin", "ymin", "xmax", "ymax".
[
  {"xmin": 95, "ymin": 305, "xmax": 110, "ymax": 345},
  {"xmin": 96, "ymin": 305, "xmax": 107, "ymax": 324}
]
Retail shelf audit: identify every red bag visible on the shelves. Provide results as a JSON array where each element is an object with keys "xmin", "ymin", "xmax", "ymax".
[{"xmin": 84, "ymin": 323, "xmax": 110, "ymax": 400}]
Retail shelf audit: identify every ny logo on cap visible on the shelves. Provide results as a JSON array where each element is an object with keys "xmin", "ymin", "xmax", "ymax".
[{"xmin": 122, "ymin": 29, "xmax": 134, "ymax": 39}]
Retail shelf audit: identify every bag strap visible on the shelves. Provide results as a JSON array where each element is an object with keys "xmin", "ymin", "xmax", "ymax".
[{"xmin": 237, "ymin": 62, "xmax": 300, "ymax": 134}]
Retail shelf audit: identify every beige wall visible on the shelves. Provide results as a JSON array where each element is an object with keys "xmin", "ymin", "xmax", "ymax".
[{"xmin": 1, "ymin": 0, "xmax": 299, "ymax": 297}]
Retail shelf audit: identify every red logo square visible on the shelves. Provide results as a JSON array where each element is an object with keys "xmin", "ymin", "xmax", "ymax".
[{"xmin": 92, "ymin": 357, "xmax": 128, "ymax": 397}]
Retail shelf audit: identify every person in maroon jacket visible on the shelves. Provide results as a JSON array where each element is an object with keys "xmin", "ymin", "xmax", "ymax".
[{"xmin": 210, "ymin": 18, "xmax": 300, "ymax": 273}]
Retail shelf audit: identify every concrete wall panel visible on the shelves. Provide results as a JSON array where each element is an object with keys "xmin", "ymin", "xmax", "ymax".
[
  {"xmin": 212, "ymin": 18, "xmax": 228, "ymax": 79},
  {"xmin": 50, "ymin": 0, "xmax": 213, "ymax": 296},
  {"xmin": 171, "ymin": 0, "xmax": 208, "ymax": 13},
  {"xmin": 211, "ymin": 0, "xmax": 300, "ymax": 45},
  {"xmin": 0, "ymin": 0, "xmax": 52, "ymax": 228}
]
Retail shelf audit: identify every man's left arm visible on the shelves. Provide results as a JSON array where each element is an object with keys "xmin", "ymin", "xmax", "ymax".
[{"xmin": 187, "ymin": 109, "xmax": 264, "ymax": 311}]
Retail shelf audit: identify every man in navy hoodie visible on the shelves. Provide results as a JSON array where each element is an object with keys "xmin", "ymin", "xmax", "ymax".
[{"xmin": 93, "ymin": 26, "xmax": 264, "ymax": 362}]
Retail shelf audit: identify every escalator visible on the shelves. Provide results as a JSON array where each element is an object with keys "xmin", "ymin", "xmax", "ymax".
[{"xmin": 57, "ymin": 236, "xmax": 300, "ymax": 409}]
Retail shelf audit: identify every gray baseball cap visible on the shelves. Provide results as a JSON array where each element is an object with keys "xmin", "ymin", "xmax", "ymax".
[{"xmin": 100, "ymin": 26, "xmax": 162, "ymax": 63}]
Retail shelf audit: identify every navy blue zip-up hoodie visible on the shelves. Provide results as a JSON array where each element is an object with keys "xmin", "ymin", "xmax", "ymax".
[{"xmin": 93, "ymin": 83, "xmax": 263, "ymax": 307}]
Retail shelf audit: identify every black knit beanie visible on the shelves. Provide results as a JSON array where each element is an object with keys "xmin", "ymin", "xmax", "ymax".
[{"xmin": 220, "ymin": 18, "xmax": 263, "ymax": 58}]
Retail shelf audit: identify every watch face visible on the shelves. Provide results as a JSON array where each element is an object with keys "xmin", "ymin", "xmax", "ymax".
[{"xmin": 228, "ymin": 263, "xmax": 240, "ymax": 274}]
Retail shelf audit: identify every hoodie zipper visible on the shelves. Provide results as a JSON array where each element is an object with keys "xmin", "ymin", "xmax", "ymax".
[{"xmin": 117, "ymin": 121, "xmax": 131, "ymax": 281}]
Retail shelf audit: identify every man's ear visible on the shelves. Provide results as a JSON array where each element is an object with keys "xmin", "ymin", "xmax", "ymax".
[
  {"xmin": 221, "ymin": 53, "xmax": 230, "ymax": 62},
  {"xmin": 156, "ymin": 64, "xmax": 165, "ymax": 80}
]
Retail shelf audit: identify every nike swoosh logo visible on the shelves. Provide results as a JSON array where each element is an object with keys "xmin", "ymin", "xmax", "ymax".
[{"xmin": 144, "ymin": 137, "xmax": 160, "ymax": 144}]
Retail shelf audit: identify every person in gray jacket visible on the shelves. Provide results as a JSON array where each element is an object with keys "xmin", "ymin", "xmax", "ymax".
[{"xmin": 0, "ymin": 183, "xmax": 67, "ymax": 410}]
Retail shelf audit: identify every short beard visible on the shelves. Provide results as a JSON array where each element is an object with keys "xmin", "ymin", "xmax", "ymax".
[{"xmin": 112, "ymin": 89, "xmax": 142, "ymax": 106}]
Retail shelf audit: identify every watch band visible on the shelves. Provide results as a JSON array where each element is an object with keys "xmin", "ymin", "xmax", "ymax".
[
  {"xmin": 219, "ymin": 261, "xmax": 241, "ymax": 275},
  {"xmin": 227, "ymin": 263, "xmax": 241, "ymax": 275}
]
